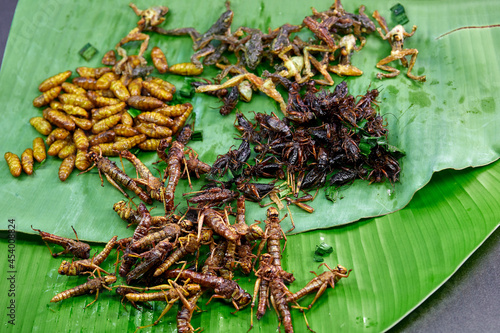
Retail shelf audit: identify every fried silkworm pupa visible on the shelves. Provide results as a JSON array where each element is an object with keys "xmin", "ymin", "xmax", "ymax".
[
  {"xmin": 96, "ymin": 72, "xmax": 120, "ymax": 90},
  {"xmin": 21, "ymin": 148, "xmax": 34, "ymax": 175},
  {"xmin": 114, "ymin": 125, "xmax": 139, "ymax": 137},
  {"xmin": 169, "ymin": 63, "xmax": 203, "ymax": 76},
  {"xmin": 69, "ymin": 115, "xmax": 92, "ymax": 131},
  {"xmin": 128, "ymin": 78, "xmax": 143, "ymax": 96},
  {"xmin": 92, "ymin": 114, "xmax": 122, "ymax": 134},
  {"xmin": 58, "ymin": 141, "xmax": 76, "ymax": 159},
  {"xmin": 42, "ymin": 108, "xmax": 75, "ymax": 131},
  {"xmin": 73, "ymin": 129, "xmax": 89, "ymax": 150},
  {"xmin": 127, "ymin": 96, "xmax": 165, "ymax": 111},
  {"xmin": 33, "ymin": 86, "xmax": 61, "ymax": 108},
  {"xmin": 102, "ymin": 50, "xmax": 116, "ymax": 66},
  {"xmin": 136, "ymin": 112, "xmax": 174, "ymax": 127},
  {"xmin": 33, "ymin": 137, "xmax": 47, "ymax": 163},
  {"xmin": 121, "ymin": 112, "xmax": 134, "ymax": 127},
  {"xmin": 46, "ymin": 128, "xmax": 70, "ymax": 145},
  {"xmin": 153, "ymin": 103, "xmax": 191, "ymax": 117},
  {"xmin": 90, "ymin": 143, "xmax": 117, "ymax": 156},
  {"xmin": 58, "ymin": 93, "xmax": 94, "ymax": 110},
  {"xmin": 60, "ymin": 104, "xmax": 89, "ymax": 118},
  {"xmin": 87, "ymin": 90, "xmax": 121, "ymax": 107},
  {"xmin": 151, "ymin": 46, "xmax": 169, "ymax": 73},
  {"xmin": 91, "ymin": 102, "xmax": 127, "ymax": 121},
  {"xmin": 75, "ymin": 148, "xmax": 91, "ymax": 171},
  {"xmin": 61, "ymin": 82, "xmax": 87, "ymax": 95},
  {"xmin": 142, "ymin": 81, "xmax": 174, "ymax": 102},
  {"xmin": 30, "ymin": 117, "xmax": 52, "ymax": 135},
  {"xmin": 138, "ymin": 138, "xmax": 164, "ymax": 151},
  {"xmin": 112, "ymin": 134, "xmax": 147, "ymax": 151},
  {"xmin": 59, "ymin": 154, "xmax": 76, "ymax": 182},
  {"xmin": 148, "ymin": 77, "xmax": 176, "ymax": 94},
  {"xmin": 135, "ymin": 123, "xmax": 173, "ymax": 138},
  {"xmin": 5, "ymin": 152, "xmax": 21, "ymax": 177},
  {"xmin": 50, "ymin": 100, "xmax": 64, "ymax": 110},
  {"xmin": 38, "ymin": 70, "xmax": 72, "ymax": 92},
  {"xmin": 110, "ymin": 80, "xmax": 131, "ymax": 101},
  {"xmin": 48, "ymin": 139, "xmax": 69, "ymax": 156},
  {"xmin": 76, "ymin": 66, "xmax": 111, "ymax": 78},
  {"xmin": 72, "ymin": 76, "xmax": 98, "ymax": 90}
]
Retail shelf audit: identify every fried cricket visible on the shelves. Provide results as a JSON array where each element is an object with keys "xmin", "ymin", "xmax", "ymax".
[
  {"xmin": 58, "ymin": 236, "xmax": 118, "ymax": 276},
  {"xmin": 85, "ymin": 150, "xmax": 153, "ymax": 204},
  {"xmin": 285, "ymin": 263, "xmax": 351, "ymax": 309},
  {"xmin": 50, "ymin": 274, "xmax": 117, "ymax": 307},
  {"xmin": 163, "ymin": 268, "xmax": 252, "ymax": 311},
  {"xmin": 31, "ymin": 226, "xmax": 91, "ymax": 259}
]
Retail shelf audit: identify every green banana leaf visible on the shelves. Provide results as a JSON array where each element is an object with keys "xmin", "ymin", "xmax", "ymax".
[
  {"xmin": 1, "ymin": 160, "xmax": 499, "ymax": 332},
  {"xmin": 1, "ymin": 0, "xmax": 499, "ymax": 238},
  {"xmin": 0, "ymin": 0, "xmax": 499, "ymax": 332}
]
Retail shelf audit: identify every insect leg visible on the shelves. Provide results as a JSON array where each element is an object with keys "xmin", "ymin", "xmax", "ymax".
[{"xmin": 104, "ymin": 173, "xmax": 131, "ymax": 199}]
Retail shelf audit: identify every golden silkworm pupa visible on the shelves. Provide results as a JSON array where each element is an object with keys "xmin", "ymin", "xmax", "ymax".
[
  {"xmin": 5, "ymin": 152, "xmax": 21, "ymax": 177},
  {"xmin": 33, "ymin": 137, "xmax": 47, "ymax": 163}
]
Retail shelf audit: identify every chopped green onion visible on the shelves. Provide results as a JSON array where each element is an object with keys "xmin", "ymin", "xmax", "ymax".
[
  {"xmin": 34, "ymin": 158, "xmax": 46, "ymax": 171},
  {"xmin": 391, "ymin": 3, "xmax": 409, "ymax": 25},
  {"xmin": 315, "ymin": 242, "xmax": 334, "ymax": 256},
  {"xmin": 78, "ymin": 43, "xmax": 98, "ymax": 61},
  {"xmin": 313, "ymin": 254, "xmax": 325, "ymax": 262},
  {"xmin": 191, "ymin": 130, "xmax": 203, "ymax": 141},
  {"xmin": 179, "ymin": 80, "xmax": 195, "ymax": 98},
  {"xmin": 127, "ymin": 108, "xmax": 142, "ymax": 118}
]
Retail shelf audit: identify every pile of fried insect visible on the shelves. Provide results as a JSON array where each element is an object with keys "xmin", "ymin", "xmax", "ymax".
[{"xmin": 26, "ymin": 0, "xmax": 425, "ymax": 332}]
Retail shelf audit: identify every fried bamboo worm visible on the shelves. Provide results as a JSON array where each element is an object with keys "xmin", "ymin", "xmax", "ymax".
[
  {"xmin": 58, "ymin": 236, "xmax": 118, "ymax": 275},
  {"xmin": 31, "ymin": 226, "xmax": 91, "ymax": 259},
  {"xmin": 50, "ymin": 274, "xmax": 117, "ymax": 307},
  {"xmin": 285, "ymin": 263, "xmax": 351, "ymax": 309},
  {"xmin": 163, "ymin": 268, "xmax": 252, "ymax": 311},
  {"xmin": 85, "ymin": 151, "xmax": 153, "ymax": 204}
]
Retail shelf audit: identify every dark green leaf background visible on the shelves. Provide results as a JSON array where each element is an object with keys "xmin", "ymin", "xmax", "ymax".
[{"xmin": 0, "ymin": 0, "xmax": 499, "ymax": 332}]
